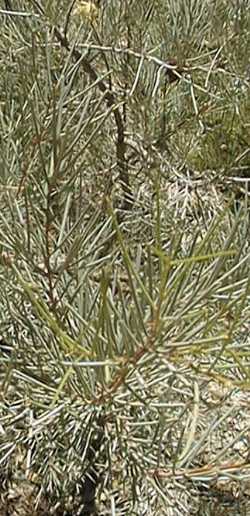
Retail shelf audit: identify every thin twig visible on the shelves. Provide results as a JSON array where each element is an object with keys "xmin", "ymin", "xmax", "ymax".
[{"xmin": 53, "ymin": 26, "xmax": 132, "ymax": 210}]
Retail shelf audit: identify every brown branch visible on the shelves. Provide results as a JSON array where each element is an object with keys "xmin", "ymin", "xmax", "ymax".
[{"xmin": 53, "ymin": 26, "xmax": 132, "ymax": 210}]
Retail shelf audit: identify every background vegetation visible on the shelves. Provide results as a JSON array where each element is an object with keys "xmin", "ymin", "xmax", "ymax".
[{"xmin": 0, "ymin": 0, "xmax": 249, "ymax": 514}]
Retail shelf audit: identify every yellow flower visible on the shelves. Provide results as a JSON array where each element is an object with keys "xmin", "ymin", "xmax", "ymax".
[{"xmin": 73, "ymin": 1, "xmax": 99, "ymax": 22}]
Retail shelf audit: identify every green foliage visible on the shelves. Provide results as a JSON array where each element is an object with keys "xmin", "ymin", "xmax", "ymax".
[{"xmin": 0, "ymin": 1, "xmax": 249, "ymax": 514}]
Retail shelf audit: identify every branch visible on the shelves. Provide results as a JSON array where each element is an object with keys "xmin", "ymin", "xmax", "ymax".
[{"xmin": 53, "ymin": 26, "xmax": 132, "ymax": 210}]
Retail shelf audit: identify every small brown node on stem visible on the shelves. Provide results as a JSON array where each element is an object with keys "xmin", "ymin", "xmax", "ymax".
[{"xmin": 165, "ymin": 59, "xmax": 184, "ymax": 83}]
